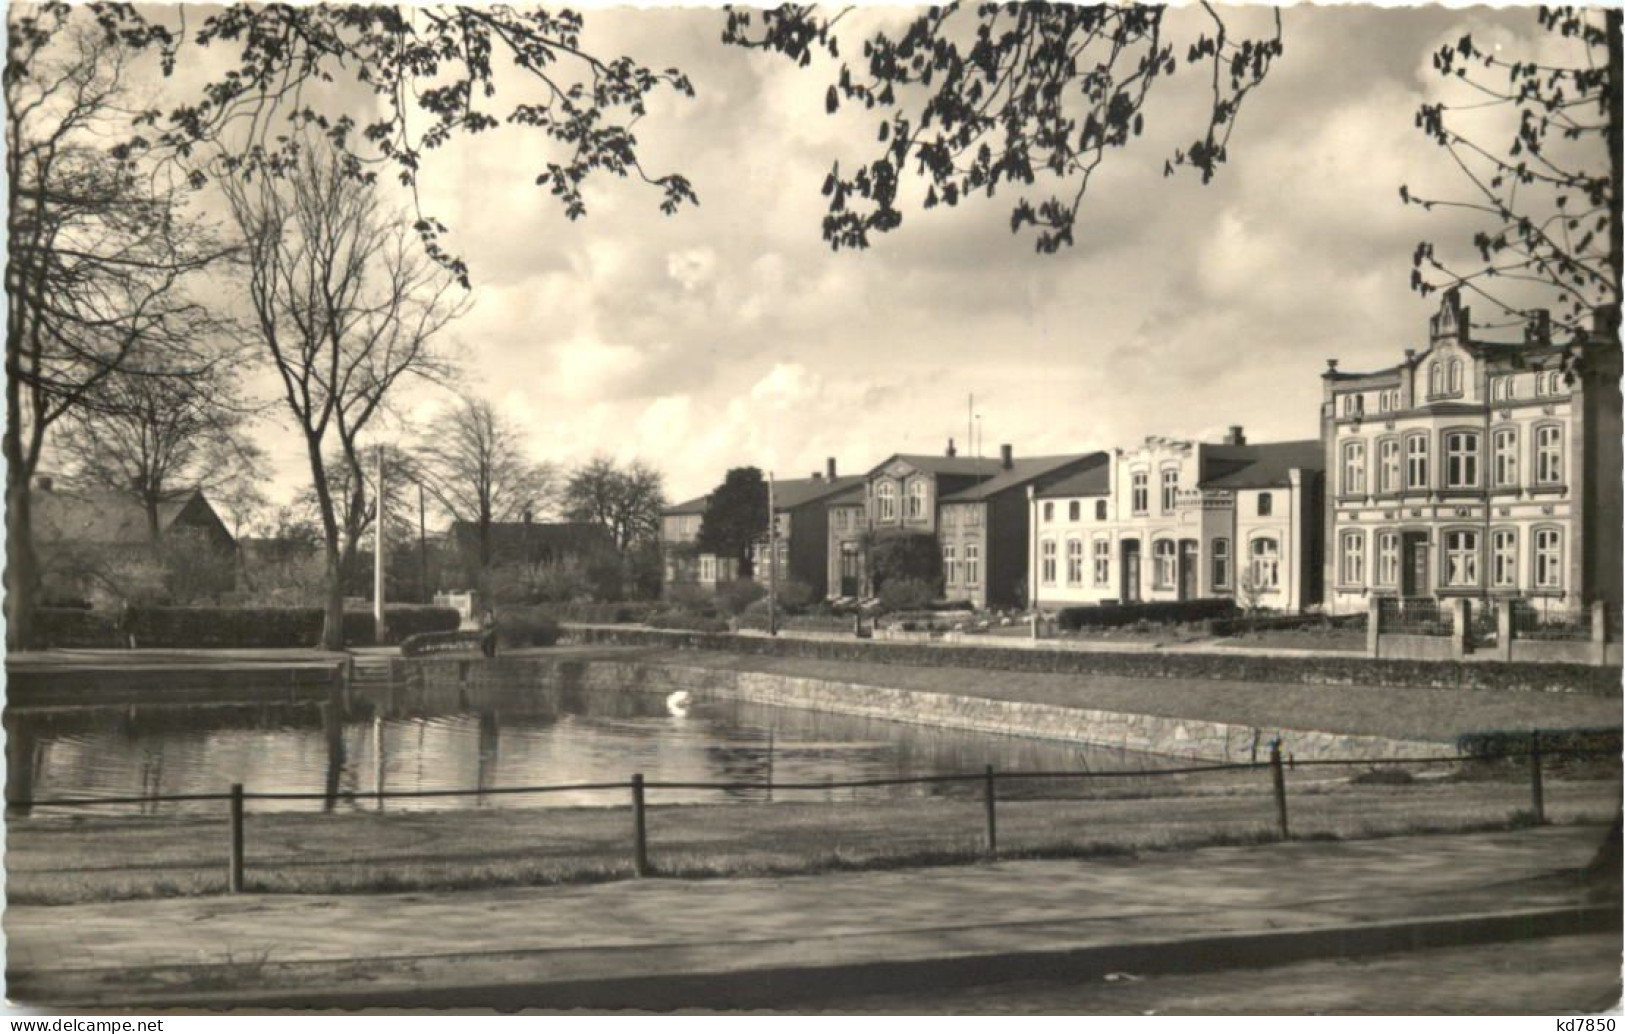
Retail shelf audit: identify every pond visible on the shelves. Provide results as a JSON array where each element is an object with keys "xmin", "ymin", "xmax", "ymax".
[{"xmin": 7, "ymin": 679, "xmax": 1173, "ymax": 813}]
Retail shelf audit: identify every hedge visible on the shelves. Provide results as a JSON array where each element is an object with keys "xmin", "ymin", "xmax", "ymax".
[
  {"xmin": 36, "ymin": 605, "xmax": 460, "ymax": 649},
  {"xmin": 1207, "ymin": 613, "xmax": 1369, "ymax": 637},
  {"xmin": 560, "ymin": 625, "xmax": 1622, "ymax": 696},
  {"xmin": 1056, "ymin": 598, "xmax": 1237, "ymax": 631}
]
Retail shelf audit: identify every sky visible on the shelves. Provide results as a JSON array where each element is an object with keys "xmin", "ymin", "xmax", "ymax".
[{"xmin": 84, "ymin": 3, "xmax": 1614, "ymax": 515}]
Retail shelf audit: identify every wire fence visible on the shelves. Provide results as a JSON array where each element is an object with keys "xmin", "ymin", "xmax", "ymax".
[
  {"xmin": 1510, "ymin": 598, "xmax": 1593, "ymax": 642},
  {"xmin": 1376, "ymin": 596, "xmax": 1453, "ymax": 636},
  {"xmin": 6, "ymin": 733, "xmax": 1618, "ymax": 903}
]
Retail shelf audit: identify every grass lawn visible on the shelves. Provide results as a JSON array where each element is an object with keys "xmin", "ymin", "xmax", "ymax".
[
  {"xmin": 8, "ymin": 771, "xmax": 1615, "ymax": 904},
  {"xmin": 624, "ymin": 648, "xmax": 1622, "ymax": 744}
]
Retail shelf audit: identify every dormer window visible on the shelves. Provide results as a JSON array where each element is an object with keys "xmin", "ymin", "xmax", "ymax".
[
  {"xmin": 1428, "ymin": 362, "xmax": 1442, "ymax": 397},
  {"xmin": 1448, "ymin": 359, "xmax": 1463, "ymax": 395}
]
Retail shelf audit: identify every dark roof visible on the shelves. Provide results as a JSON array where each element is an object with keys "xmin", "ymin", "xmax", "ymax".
[
  {"xmin": 824, "ymin": 482, "xmax": 867, "ymax": 507},
  {"xmin": 942, "ymin": 454, "xmax": 1106, "ymax": 502},
  {"xmin": 1198, "ymin": 440, "xmax": 1325, "ymax": 490},
  {"xmin": 447, "ymin": 520, "xmax": 613, "ymax": 556},
  {"xmin": 662, "ymin": 494, "xmax": 710, "ymax": 517},
  {"xmin": 1036, "ymin": 464, "xmax": 1112, "ymax": 499},
  {"xmin": 771, "ymin": 474, "xmax": 867, "ymax": 510},
  {"xmin": 33, "ymin": 488, "xmax": 219, "ymax": 545},
  {"xmin": 875, "ymin": 454, "xmax": 1009, "ymax": 477}
]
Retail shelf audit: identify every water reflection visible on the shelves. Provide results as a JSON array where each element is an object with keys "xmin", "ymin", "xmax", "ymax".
[{"xmin": 8, "ymin": 686, "xmax": 1172, "ymax": 815}]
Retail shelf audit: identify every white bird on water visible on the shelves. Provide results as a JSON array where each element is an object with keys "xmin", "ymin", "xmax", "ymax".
[{"xmin": 666, "ymin": 690, "xmax": 692, "ymax": 716}]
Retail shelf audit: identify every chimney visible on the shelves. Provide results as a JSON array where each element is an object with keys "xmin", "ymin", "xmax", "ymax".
[
  {"xmin": 33, "ymin": 474, "xmax": 52, "ymax": 493},
  {"xmin": 826, "ymin": 456, "xmax": 837, "ymax": 480},
  {"xmin": 1000, "ymin": 443, "xmax": 1013, "ymax": 470},
  {"xmin": 946, "ymin": 438, "xmax": 957, "ymax": 458},
  {"xmin": 522, "ymin": 507, "xmax": 533, "ymax": 524},
  {"xmin": 811, "ymin": 471, "xmax": 822, "ymax": 481},
  {"xmin": 1224, "ymin": 426, "xmax": 1246, "ymax": 446},
  {"xmin": 1525, "ymin": 309, "xmax": 1551, "ymax": 346}
]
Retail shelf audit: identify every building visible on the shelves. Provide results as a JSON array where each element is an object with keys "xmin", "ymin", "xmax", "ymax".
[
  {"xmin": 662, "ymin": 459, "xmax": 860, "ymax": 597},
  {"xmin": 1031, "ymin": 429, "xmax": 1324, "ymax": 612},
  {"xmin": 826, "ymin": 440, "xmax": 1010, "ymax": 599},
  {"xmin": 1320, "ymin": 290, "xmax": 1622, "ymax": 615},
  {"xmin": 938, "ymin": 450, "xmax": 1109, "ymax": 608},
  {"xmin": 32, "ymin": 480, "xmax": 237, "ymax": 606}
]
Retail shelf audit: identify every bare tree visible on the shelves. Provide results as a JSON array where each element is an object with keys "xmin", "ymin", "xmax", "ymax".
[
  {"xmin": 563, "ymin": 458, "xmax": 666, "ymax": 556},
  {"xmin": 55, "ymin": 344, "xmax": 263, "ymax": 542},
  {"xmin": 5, "ymin": 13, "xmax": 224, "ymax": 647},
  {"xmin": 1402, "ymin": 7, "xmax": 1620, "ymax": 336},
  {"xmin": 222, "ymin": 145, "xmax": 465, "ymax": 650},
  {"xmin": 414, "ymin": 394, "xmax": 555, "ymax": 594}
]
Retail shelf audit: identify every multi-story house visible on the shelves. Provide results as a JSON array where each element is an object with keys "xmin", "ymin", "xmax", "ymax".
[
  {"xmin": 938, "ymin": 451, "xmax": 1108, "ymax": 608},
  {"xmin": 661, "ymin": 459, "xmax": 860, "ymax": 597},
  {"xmin": 826, "ymin": 439, "xmax": 1009, "ymax": 599},
  {"xmin": 1320, "ymin": 290, "xmax": 1622, "ymax": 615},
  {"xmin": 1031, "ymin": 429, "xmax": 1324, "ymax": 612}
]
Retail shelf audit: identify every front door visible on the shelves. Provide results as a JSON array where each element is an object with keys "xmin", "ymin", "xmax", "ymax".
[
  {"xmin": 839, "ymin": 544, "xmax": 861, "ymax": 596},
  {"xmin": 1178, "ymin": 540, "xmax": 1199, "ymax": 600},
  {"xmin": 1121, "ymin": 541, "xmax": 1142, "ymax": 603},
  {"xmin": 1401, "ymin": 533, "xmax": 1429, "ymax": 597}
]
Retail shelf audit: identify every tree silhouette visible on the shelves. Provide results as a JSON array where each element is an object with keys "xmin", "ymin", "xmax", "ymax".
[
  {"xmin": 1402, "ymin": 7, "xmax": 1621, "ymax": 336},
  {"xmin": 723, "ymin": 2, "xmax": 1282, "ymax": 253}
]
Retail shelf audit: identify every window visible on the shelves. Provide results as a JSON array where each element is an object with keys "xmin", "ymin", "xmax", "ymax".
[
  {"xmin": 1493, "ymin": 428, "xmax": 1519, "ymax": 488},
  {"xmin": 943, "ymin": 545, "xmax": 957, "ymax": 586},
  {"xmin": 1131, "ymin": 472, "xmax": 1149, "ymax": 514},
  {"xmin": 1249, "ymin": 538, "xmax": 1280, "ymax": 589},
  {"xmin": 964, "ymin": 544, "xmax": 980, "ymax": 586},
  {"xmin": 967, "ymin": 506, "xmax": 981, "ymax": 526},
  {"xmin": 1444, "ymin": 530, "xmax": 1479, "ymax": 587},
  {"xmin": 1043, "ymin": 501, "xmax": 1054, "ymax": 523},
  {"xmin": 1092, "ymin": 538, "xmax": 1111, "ymax": 586},
  {"xmin": 1447, "ymin": 358, "xmax": 1463, "ymax": 394},
  {"xmin": 1444, "ymin": 431, "xmax": 1479, "ymax": 489},
  {"xmin": 1491, "ymin": 530, "xmax": 1517, "ymax": 588},
  {"xmin": 1212, "ymin": 538, "xmax": 1231, "ymax": 590},
  {"xmin": 1379, "ymin": 438, "xmax": 1401, "ymax": 493},
  {"xmin": 1041, "ymin": 539, "xmax": 1057, "ymax": 585},
  {"xmin": 1340, "ymin": 531, "xmax": 1365, "ymax": 586},
  {"xmin": 941, "ymin": 507, "xmax": 956, "ymax": 528},
  {"xmin": 1342, "ymin": 440, "xmax": 1367, "ymax": 495},
  {"xmin": 1068, "ymin": 500, "xmax": 1080, "ymax": 522},
  {"xmin": 1342, "ymin": 393, "xmax": 1364, "ymax": 418},
  {"xmin": 1161, "ymin": 469, "xmax": 1179, "ymax": 513},
  {"xmin": 700, "ymin": 555, "xmax": 717, "ymax": 582},
  {"xmin": 1095, "ymin": 499, "xmax": 1107, "ymax": 520},
  {"xmin": 1066, "ymin": 539, "xmax": 1084, "ymax": 585},
  {"xmin": 1534, "ymin": 528, "xmax": 1562, "ymax": 589},
  {"xmin": 1406, "ymin": 434, "xmax": 1429, "ymax": 490},
  {"xmin": 1428, "ymin": 362, "xmax": 1442, "ymax": 397},
  {"xmin": 1536, "ymin": 424, "xmax": 1563, "ymax": 484},
  {"xmin": 906, "ymin": 480, "xmax": 927, "ymax": 519},
  {"xmin": 876, "ymin": 482, "xmax": 897, "ymax": 520},
  {"xmin": 1256, "ymin": 492, "xmax": 1273, "ymax": 517},
  {"xmin": 1377, "ymin": 532, "xmax": 1399, "ymax": 586},
  {"xmin": 1152, "ymin": 540, "xmax": 1177, "ymax": 588}
]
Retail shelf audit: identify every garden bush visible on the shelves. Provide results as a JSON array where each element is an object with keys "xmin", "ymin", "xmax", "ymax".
[
  {"xmin": 878, "ymin": 577, "xmax": 936, "ymax": 613},
  {"xmin": 491, "ymin": 608, "xmax": 561, "ymax": 649},
  {"xmin": 713, "ymin": 578, "xmax": 767, "ymax": 616},
  {"xmin": 1055, "ymin": 598, "xmax": 1236, "ymax": 632},
  {"xmin": 647, "ymin": 610, "xmax": 730, "ymax": 633}
]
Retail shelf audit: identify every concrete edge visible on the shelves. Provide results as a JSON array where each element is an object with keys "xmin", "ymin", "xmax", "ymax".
[{"xmin": 20, "ymin": 904, "xmax": 1618, "ymax": 1012}]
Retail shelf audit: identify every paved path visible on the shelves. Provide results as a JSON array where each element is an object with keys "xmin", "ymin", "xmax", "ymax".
[{"xmin": 7, "ymin": 826, "xmax": 1615, "ymax": 1008}]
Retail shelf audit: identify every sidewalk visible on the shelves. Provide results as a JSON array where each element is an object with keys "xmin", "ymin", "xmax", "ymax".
[{"xmin": 7, "ymin": 825, "xmax": 1616, "ymax": 1009}]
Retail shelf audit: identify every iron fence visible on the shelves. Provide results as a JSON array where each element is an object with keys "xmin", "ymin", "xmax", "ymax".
[
  {"xmin": 7, "ymin": 734, "xmax": 1616, "ymax": 901},
  {"xmin": 1510, "ymin": 598, "xmax": 1592, "ymax": 642},
  {"xmin": 1376, "ymin": 596, "xmax": 1454, "ymax": 636}
]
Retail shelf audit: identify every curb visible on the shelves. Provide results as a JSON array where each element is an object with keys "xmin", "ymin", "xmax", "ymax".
[{"xmin": 23, "ymin": 903, "xmax": 1619, "ymax": 1011}]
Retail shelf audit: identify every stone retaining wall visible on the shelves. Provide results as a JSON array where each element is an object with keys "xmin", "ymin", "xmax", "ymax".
[{"xmin": 409, "ymin": 656, "xmax": 1448, "ymax": 763}]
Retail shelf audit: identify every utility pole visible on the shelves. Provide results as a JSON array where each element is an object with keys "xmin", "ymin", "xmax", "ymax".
[
  {"xmin": 767, "ymin": 472, "xmax": 779, "ymax": 636},
  {"xmin": 374, "ymin": 444, "xmax": 389, "ymax": 644}
]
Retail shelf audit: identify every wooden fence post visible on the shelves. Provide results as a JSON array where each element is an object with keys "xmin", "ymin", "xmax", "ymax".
[
  {"xmin": 229, "ymin": 783, "xmax": 245, "ymax": 894},
  {"xmin": 631, "ymin": 773, "xmax": 649, "ymax": 877},
  {"xmin": 1529, "ymin": 731, "xmax": 1546, "ymax": 826},
  {"xmin": 1269, "ymin": 742, "xmax": 1289, "ymax": 840},
  {"xmin": 984, "ymin": 764, "xmax": 998, "ymax": 859}
]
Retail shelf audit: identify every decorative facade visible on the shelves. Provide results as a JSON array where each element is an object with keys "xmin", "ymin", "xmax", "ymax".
[
  {"xmin": 1320, "ymin": 291, "xmax": 1622, "ymax": 615},
  {"xmin": 1031, "ymin": 429, "xmax": 1324, "ymax": 612}
]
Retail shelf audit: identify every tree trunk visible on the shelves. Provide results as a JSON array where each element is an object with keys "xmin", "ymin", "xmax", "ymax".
[
  {"xmin": 5, "ymin": 472, "xmax": 40, "ymax": 650},
  {"xmin": 322, "ymin": 545, "xmax": 345, "ymax": 652},
  {"xmin": 1609, "ymin": 9, "xmax": 1622, "ymax": 307}
]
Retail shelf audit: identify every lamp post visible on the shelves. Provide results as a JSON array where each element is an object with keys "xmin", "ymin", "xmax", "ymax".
[{"xmin": 373, "ymin": 444, "xmax": 389, "ymax": 644}]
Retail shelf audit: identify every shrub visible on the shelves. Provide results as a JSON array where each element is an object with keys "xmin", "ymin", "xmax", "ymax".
[
  {"xmin": 879, "ymin": 577, "xmax": 936, "ymax": 613},
  {"xmin": 647, "ymin": 610, "xmax": 730, "ymax": 633},
  {"xmin": 492, "ymin": 608, "xmax": 561, "ymax": 649},
  {"xmin": 399, "ymin": 630, "xmax": 483, "ymax": 657},
  {"xmin": 772, "ymin": 579, "xmax": 816, "ymax": 613},
  {"xmin": 36, "ymin": 605, "xmax": 460, "ymax": 648},
  {"xmin": 665, "ymin": 584, "xmax": 715, "ymax": 614},
  {"xmin": 1056, "ymin": 598, "xmax": 1236, "ymax": 632},
  {"xmin": 713, "ymin": 579, "xmax": 767, "ymax": 616},
  {"xmin": 868, "ymin": 531, "xmax": 942, "ymax": 590}
]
